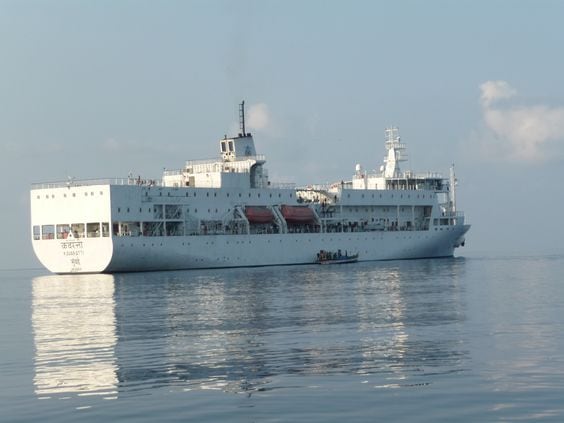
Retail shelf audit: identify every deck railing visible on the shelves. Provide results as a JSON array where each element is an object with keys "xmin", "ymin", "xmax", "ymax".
[{"xmin": 31, "ymin": 178, "xmax": 162, "ymax": 189}]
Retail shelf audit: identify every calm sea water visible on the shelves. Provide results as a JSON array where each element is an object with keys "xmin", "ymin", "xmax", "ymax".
[{"xmin": 1, "ymin": 255, "xmax": 564, "ymax": 422}]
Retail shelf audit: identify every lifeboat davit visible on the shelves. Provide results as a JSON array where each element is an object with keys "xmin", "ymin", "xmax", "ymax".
[
  {"xmin": 244, "ymin": 206, "xmax": 275, "ymax": 224},
  {"xmin": 280, "ymin": 205, "xmax": 316, "ymax": 224}
]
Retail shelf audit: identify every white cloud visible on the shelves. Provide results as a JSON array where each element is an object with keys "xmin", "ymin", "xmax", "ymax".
[
  {"xmin": 247, "ymin": 103, "xmax": 270, "ymax": 131},
  {"xmin": 478, "ymin": 80, "xmax": 564, "ymax": 161},
  {"xmin": 480, "ymin": 80, "xmax": 517, "ymax": 107}
]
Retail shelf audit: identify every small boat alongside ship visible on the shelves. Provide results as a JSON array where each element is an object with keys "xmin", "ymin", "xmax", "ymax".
[
  {"xmin": 316, "ymin": 250, "xmax": 359, "ymax": 265},
  {"xmin": 30, "ymin": 101, "xmax": 470, "ymax": 274}
]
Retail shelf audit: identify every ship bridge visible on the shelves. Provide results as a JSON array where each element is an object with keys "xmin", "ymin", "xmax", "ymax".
[
  {"xmin": 162, "ymin": 101, "xmax": 269, "ymax": 189},
  {"xmin": 350, "ymin": 127, "xmax": 447, "ymax": 192}
]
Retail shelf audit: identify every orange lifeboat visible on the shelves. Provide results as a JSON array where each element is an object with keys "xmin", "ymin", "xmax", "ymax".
[
  {"xmin": 280, "ymin": 205, "xmax": 316, "ymax": 224},
  {"xmin": 244, "ymin": 206, "xmax": 274, "ymax": 224}
]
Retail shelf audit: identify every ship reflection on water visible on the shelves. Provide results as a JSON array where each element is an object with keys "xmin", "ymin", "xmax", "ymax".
[
  {"xmin": 32, "ymin": 259, "xmax": 468, "ymax": 400},
  {"xmin": 32, "ymin": 274, "xmax": 118, "ymax": 399}
]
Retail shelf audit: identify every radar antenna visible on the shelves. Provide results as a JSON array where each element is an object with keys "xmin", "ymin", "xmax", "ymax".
[{"xmin": 239, "ymin": 100, "xmax": 246, "ymax": 136}]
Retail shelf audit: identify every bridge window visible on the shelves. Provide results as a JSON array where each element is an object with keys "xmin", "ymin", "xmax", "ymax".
[
  {"xmin": 102, "ymin": 222, "xmax": 109, "ymax": 237},
  {"xmin": 33, "ymin": 226, "xmax": 40, "ymax": 240},
  {"xmin": 87, "ymin": 222, "xmax": 100, "ymax": 237},
  {"xmin": 71, "ymin": 223, "xmax": 85, "ymax": 238},
  {"xmin": 41, "ymin": 225, "xmax": 54, "ymax": 240},
  {"xmin": 56, "ymin": 224, "xmax": 71, "ymax": 239}
]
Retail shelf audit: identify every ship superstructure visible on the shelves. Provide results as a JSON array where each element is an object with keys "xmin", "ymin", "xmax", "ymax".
[{"xmin": 30, "ymin": 102, "xmax": 470, "ymax": 273}]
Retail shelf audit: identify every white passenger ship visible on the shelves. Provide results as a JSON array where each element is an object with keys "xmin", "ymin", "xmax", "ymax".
[{"xmin": 31, "ymin": 103, "xmax": 470, "ymax": 274}]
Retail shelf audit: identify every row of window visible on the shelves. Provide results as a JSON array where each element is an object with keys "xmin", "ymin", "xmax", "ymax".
[
  {"xmin": 36, "ymin": 191, "xmax": 104, "ymax": 200},
  {"xmin": 33, "ymin": 223, "xmax": 110, "ymax": 240},
  {"xmin": 347, "ymin": 193, "xmax": 427, "ymax": 199},
  {"xmin": 156, "ymin": 191, "xmax": 294, "ymax": 199},
  {"xmin": 434, "ymin": 218, "xmax": 456, "ymax": 226}
]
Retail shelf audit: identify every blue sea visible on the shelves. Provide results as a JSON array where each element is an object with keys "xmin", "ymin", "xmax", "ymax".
[{"xmin": 1, "ymin": 255, "xmax": 564, "ymax": 422}]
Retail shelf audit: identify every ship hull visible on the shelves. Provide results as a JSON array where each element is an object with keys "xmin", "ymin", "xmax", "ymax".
[{"xmin": 100, "ymin": 225, "xmax": 468, "ymax": 273}]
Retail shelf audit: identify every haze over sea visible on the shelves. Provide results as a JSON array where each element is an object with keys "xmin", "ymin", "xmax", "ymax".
[
  {"xmin": 2, "ymin": 254, "xmax": 564, "ymax": 422},
  {"xmin": 2, "ymin": 1, "xmax": 564, "ymax": 421}
]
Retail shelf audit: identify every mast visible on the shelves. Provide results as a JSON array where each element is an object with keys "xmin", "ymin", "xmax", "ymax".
[
  {"xmin": 383, "ymin": 127, "xmax": 407, "ymax": 178},
  {"xmin": 449, "ymin": 164, "xmax": 457, "ymax": 213},
  {"xmin": 239, "ymin": 100, "xmax": 246, "ymax": 136}
]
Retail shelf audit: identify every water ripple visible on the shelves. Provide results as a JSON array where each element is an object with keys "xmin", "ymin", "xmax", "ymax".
[{"xmin": 30, "ymin": 259, "xmax": 469, "ymax": 402}]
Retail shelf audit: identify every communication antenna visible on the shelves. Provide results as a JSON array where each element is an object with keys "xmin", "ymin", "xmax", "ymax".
[{"xmin": 239, "ymin": 100, "xmax": 246, "ymax": 136}]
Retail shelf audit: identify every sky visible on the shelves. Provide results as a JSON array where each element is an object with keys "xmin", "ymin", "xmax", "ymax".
[{"xmin": 1, "ymin": 0, "xmax": 564, "ymax": 269}]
